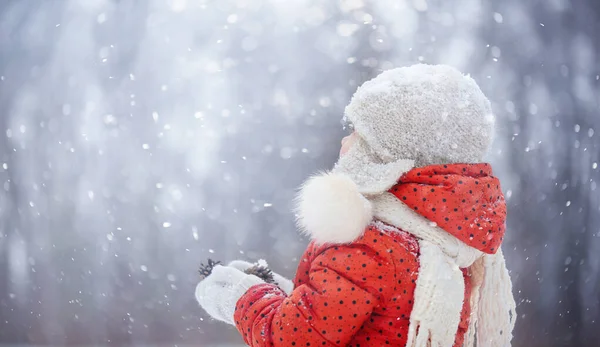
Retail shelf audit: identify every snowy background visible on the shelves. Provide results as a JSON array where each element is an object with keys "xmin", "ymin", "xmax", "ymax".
[{"xmin": 0, "ymin": 0, "xmax": 599, "ymax": 346}]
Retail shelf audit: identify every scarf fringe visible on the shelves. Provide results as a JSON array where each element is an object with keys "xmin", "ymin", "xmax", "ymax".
[
  {"xmin": 471, "ymin": 250, "xmax": 517, "ymax": 347},
  {"xmin": 405, "ymin": 240, "xmax": 465, "ymax": 347}
]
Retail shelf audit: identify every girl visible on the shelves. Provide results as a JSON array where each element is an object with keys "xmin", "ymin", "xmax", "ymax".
[{"xmin": 195, "ymin": 64, "xmax": 516, "ymax": 347}]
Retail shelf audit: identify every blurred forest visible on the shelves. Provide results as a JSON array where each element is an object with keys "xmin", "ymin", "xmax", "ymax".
[{"xmin": 0, "ymin": 0, "xmax": 599, "ymax": 346}]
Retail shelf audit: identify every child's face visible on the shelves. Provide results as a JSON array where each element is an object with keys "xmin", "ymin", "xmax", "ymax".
[{"xmin": 340, "ymin": 132, "xmax": 358, "ymax": 157}]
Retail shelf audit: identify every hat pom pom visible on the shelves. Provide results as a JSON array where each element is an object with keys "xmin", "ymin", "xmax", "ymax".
[{"xmin": 295, "ymin": 172, "xmax": 373, "ymax": 244}]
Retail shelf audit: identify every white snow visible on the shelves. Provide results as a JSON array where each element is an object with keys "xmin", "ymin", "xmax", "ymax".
[{"xmin": 0, "ymin": 0, "xmax": 597, "ymax": 344}]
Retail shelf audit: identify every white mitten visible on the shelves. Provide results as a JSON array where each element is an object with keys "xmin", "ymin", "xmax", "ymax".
[
  {"xmin": 228, "ymin": 259, "xmax": 295, "ymax": 295},
  {"xmin": 195, "ymin": 265, "xmax": 263, "ymax": 325}
]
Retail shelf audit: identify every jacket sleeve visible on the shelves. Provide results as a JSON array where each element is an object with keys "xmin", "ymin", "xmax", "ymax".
[{"xmin": 234, "ymin": 245, "xmax": 380, "ymax": 347}]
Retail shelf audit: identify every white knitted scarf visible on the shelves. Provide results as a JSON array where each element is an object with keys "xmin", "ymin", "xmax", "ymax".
[{"xmin": 370, "ymin": 193, "xmax": 517, "ymax": 347}]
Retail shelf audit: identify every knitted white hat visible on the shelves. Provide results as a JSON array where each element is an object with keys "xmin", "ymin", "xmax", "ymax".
[{"xmin": 333, "ymin": 64, "xmax": 495, "ymax": 195}]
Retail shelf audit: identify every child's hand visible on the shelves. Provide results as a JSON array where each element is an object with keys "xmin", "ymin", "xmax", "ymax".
[
  {"xmin": 228, "ymin": 260, "xmax": 295, "ymax": 295},
  {"xmin": 194, "ymin": 265, "xmax": 263, "ymax": 325}
]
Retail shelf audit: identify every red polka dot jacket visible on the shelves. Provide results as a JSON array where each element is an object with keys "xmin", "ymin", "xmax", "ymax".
[{"xmin": 234, "ymin": 164, "xmax": 506, "ymax": 346}]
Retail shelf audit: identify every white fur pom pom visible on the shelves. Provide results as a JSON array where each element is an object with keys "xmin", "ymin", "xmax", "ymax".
[{"xmin": 295, "ymin": 172, "xmax": 373, "ymax": 245}]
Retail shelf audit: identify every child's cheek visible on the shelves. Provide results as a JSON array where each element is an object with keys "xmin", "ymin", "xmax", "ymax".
[{"xmin": 339, "ymin": 133, "xmax": 357, "ymax": 157}]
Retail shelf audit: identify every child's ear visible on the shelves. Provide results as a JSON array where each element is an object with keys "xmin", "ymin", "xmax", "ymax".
[{"xmin": 295, "ymin": 172, "xmax": 372, "ymax": 245}]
